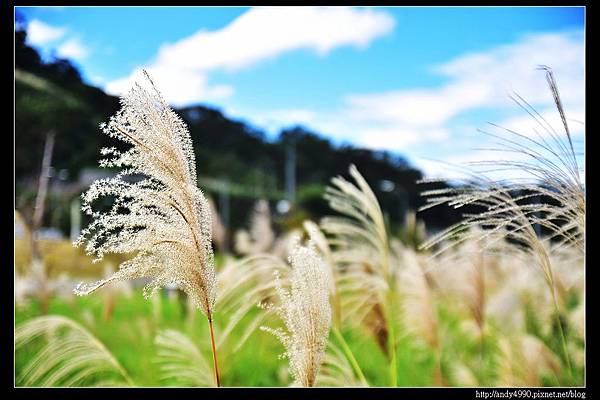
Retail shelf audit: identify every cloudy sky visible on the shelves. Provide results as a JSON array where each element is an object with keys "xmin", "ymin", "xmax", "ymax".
[{"xmin": 16, "ymin": 6, "xmax": 585, "ymax": 180}]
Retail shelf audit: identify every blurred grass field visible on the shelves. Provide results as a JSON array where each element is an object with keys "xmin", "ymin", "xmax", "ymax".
[
  {"xmin": 15, "ymin": 277, "xmax": 582, "ymax": 387},
  {"xmin": 15, "ymin": 237, "xmax": 128, "ymax": 278},
  {"xmin": 14, "ymin": 205, "xmax": 584, "ymax": 388},
  {"xmin": 16, "ymin": 291, "xmax": 388, "ymax": 387},
  {"xmin": 13, "ymin": 292, "xmax": 465, "ymax": 386}
]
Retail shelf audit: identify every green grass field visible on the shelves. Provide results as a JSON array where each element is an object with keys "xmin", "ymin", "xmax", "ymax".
[{"xmin": 15, "ymin": 284, "xmax": 583, "ymax": 387}]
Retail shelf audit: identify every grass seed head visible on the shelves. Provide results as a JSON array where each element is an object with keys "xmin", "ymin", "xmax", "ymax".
[
  {"xmin": 261, "ymin": 241, "xmax": 332, "ymax": 387},
  {"xmin": 73, "ymin": 71, "xmax": 216, "ymax": 316}
]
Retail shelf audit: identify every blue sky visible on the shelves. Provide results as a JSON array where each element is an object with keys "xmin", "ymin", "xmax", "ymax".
[{"xmin": 16, "ymin": 6, "xmax": 585, "ymax": 180}]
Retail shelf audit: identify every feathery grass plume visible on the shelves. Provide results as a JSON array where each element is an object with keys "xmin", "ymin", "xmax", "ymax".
[
  {"xmin": 154, "ymin": 329, "xmax": 213, "ymax": 387},
  {"xmin": 304, "ymin": 220, "xmax": 369, "ymax": 386},
  {"xmin": 436, "ymin": 226, "xmax": 576, "ymax": 358},
  {"xmin": 486, "ymin": 254, "xmax": 554, "ymax": 335},
  {"xmin": 497, "ymin": 334, "xmax": 560, "ymax": 387},
  {"xmin": 317, "ymin": 340, "xmax": 365, "ymax": 387},
  {"xmin": 298, "ymin": 224, "xmax": 362, "ymax": 388},
  {"xmin": 249, "ymin": 199, "xmax": 275, "ymax": 252},
  {"xmin": 15, "ymin": 315, "xmax": 132, "ymax": 387},
  {"xmin": 323, "ymin": 165, "xmax": 393, "ymax": 283},
  {"xmin": 321, "ymin": 166, "xmax": 390, "ymax": 332},
  {"xmin": 234, "ymin": 199, "xmax": 275, "ymax": 255},
  {"xmin": 73, "ymin": 70, "xmax": 215, "ymax": 313},
  {"xmin": 569, "ymin": 301, "xmax": 584, "ymax": 341},
  {"xmin": 399, "ymin": 250, "xmax": 439, "ymax": 349},
  {"xmin": 322, "ymin": 164, "xmax": 400, "ymax": 385},
  {"xmin": 303, "ymin": 220, "xmax": 338, "ymax": 320},
  {"xmin": 271, "ymin": 227, "xmax": 304, "ymax": 260},
  {"xmin": 420, "ymin": 67, "xmax": 584, "ymax": 266},
  {"xmin": 429, "ymin": 227, "xmax": 489, "ymax": 338},
  {"xmin": 260, "ymin": 241, "xmax": 332, "ymax": 387},
  {"xmin": 399, "ymin": 250, "xmax": 444, "ymax": 385},
  {"xmin": 399, "ymin": 211, "xmax": 427, "ymax": 250},
  {"xmin": 215, "ymin": 253, "xmax": 289, "ymax": 351},
  {"xmin": 418, "ymin": 68, "xmax": 583, "ymax": 380},
  {"xmin": 72, "ymin": 71, "xmax": 220, "ymax": 385},
  {"xmin": 447, "ymin": 362, "xmax": 479, "ymax": 387}
]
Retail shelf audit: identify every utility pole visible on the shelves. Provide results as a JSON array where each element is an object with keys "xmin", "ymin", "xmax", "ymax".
[
  {"xmin": 32, "ymin": 130, "xmax": 55, "ymax": 237},
  {"xmin": 31, "ymin": 130, "xmax": 55, "ymax": 314},
  {"xmin": 218, "ymin": 180, "xmax": 230, "ymax": 252},
  {"xmin": 285, "ymin": 138, "xmax": 296, "ymax": 203}
]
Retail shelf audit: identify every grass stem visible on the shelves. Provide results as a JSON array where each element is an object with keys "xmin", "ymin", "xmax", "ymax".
[
  {"xmin": 384, "ymin": 294, "xmax": 398, "ymax": 387},
  {"xmin": 207, "ymin": 314, "xmax": 221, "ymax": 387},
  {"xmin": 332, "ymin": 326, "xmax": 369, "ymax": 386},
  {"xmin": 550, "ymin": 287, "xmax": 573, "ymax": 383}
]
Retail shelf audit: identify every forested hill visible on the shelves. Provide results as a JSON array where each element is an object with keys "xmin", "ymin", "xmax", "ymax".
[{"xmin": 15, "ymin": 16, "xmax": 458, "ymax": 232}]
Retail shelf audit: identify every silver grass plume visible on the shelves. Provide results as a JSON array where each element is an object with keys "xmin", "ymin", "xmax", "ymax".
[
  {"xmin": 154, "ymin": 329, "xmax": 213, "ymax": 387},
  {"xmin": 73, "ymin": 71, "xmax": 216, "ymax": 317},
  {"xmin": 215, "ymin": 253, "xmax": 289, "ymax": 351},
  {"xmin": 234, "ymin": 199, "xmax": 275, "ymax": 255},
  {"xmin": 322, "ymin": 165, "xmax": 396, "ymax": 364},
  {"xmin": 419, "ymin": 67, "xmax": 584, "ymax": 290},
  {"xmin": 421, "ymin": 67, "xmax": 585, "ymax": 294},
  {"xmin": 324, "ymin": 164, "xmax": 392, "ymax": 282},
  {"xmin": 497, "ymin": 334, "xmax": 560, "ymax": 387},
  {"xmin": 15, "ymin": 315, "xmax": 132, "ymax": 387},
  {"xmin": 418, "ymin": 67, "xmax": 582, "ymax": 379},
  {"xmin": 317, "ymin": 340, "xmax": 365, "ymax": 387},
  {"xmin": 321, "ymin": 164, "xmax": 390, "ymax": 332},
  {"xmin": 304, "ymin": 220, "xmax": 370, "ymax": 387},
  {"xmin": 261, "ymin": 241, "xmax": 332, "ymax": 387},
  {"xmin": 248, "ymin": 199, "xmax": 275, "ymax": 253}
]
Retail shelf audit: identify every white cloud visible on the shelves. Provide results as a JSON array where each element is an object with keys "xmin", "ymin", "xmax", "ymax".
[
  {"xmin": 343, "ymin": 30, "xmax": 584, "ymax": 132},
  {"xmin": 240, "ymin": 108, "xmax": 317, "ymax": 135},
  {"xmin": 331, "ymin": 32, "xmax": 585, "ymax": 169},
  {"xmin": 26, "ymin": 19, "xmax": 66, "ymax": 46},
  {"xmin": 106, "ymin": 67, "xmax": 234, "ymax": 106},
  {"xmin": 155, "ymin": 7, "xmax": 395, "ymax": 72},
  {"xmin": 412, "ymin": 148, "xmax": 527, "ymax": 182},
  {"xmin": 105, "ymin": 7, "xmax": 395, "ymax": 105},
  {"xmin": 356, "ymin": 127, "xmax": 450, "ymax": 150},
  {"xmin": 412, "ymin": 157, "xmax": 475, "ymax": 182},
  {"xmin": 56, "ymin": 38, "xmax": 89, "ymax": 60},
  {"xmin": 234, "ymin": 30, "xmax": 584, "ymax": 181},
  {"xmin": 496, "ymin": 107, "xmax": 585, "ymax": 139},
  {"xmin": 24, "ymin": 19, "xmax": 93, "ymax": 63},
  {"xmin": 345, "ymin": 81, "xmax": 492, "ymax": 127},
  {"xmin": 434, "ymin": 31, "xmax": 584, "ymax": 108}
]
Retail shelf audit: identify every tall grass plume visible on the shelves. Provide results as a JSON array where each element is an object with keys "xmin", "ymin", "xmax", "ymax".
[
  {"xmin": 261, "ymin": 241, "xmax": 332, "ymax": 387},
  {"xmin": 72, "ymin": 70, "xmax": 220, "ymax": 385}
]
